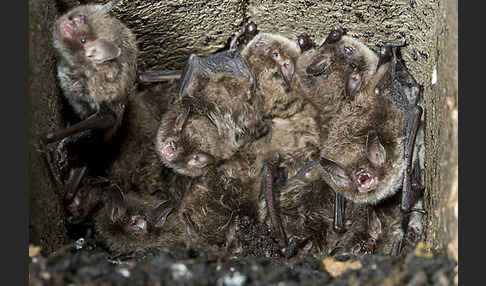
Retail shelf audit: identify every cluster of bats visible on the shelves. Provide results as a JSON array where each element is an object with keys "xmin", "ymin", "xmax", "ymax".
[{"xmin": 40, "ymin": 0, "xmax": 426, "ymax": 259}]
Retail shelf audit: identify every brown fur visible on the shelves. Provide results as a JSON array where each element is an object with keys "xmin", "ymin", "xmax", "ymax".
[
  {"xmin": 318, "ymin": 62, "xmax": 406, "ymax": 204},
  {"xmin": 95, "ymin": 191, "xmax": 187, "ymax": 255},
  {"xmin": 95, "ymin": 160, "xmax": 261, "ymax": 256},
  {"xmin": 156, "ymin": 104, "xmax": 233, "ymax": 177},
  {"xmin": 242, "ymin": 32, "xmax": 385, "ymax": 256},
  {"xmin": 107, "ymin": 84, "xmax": 176, "ymax": 195},
  {"xmin": 237, "ymin": 34, "xmax": 326, "ymax": 253},
  {"xmin": 238, "ymin": 33, "xmax": 322, "ymax": 176},
  {"xmin": 52, "ymin": 2, "xmax": 137, "ymax": 140},
  {"xmin": 65, "ymin": 83, "xmax": 178, "ymax": 224},
  {"xmin": 295, "ymin": 49, "xmax": 350, "ymax": 143},
  {"xmin": 179, "ymin": 161, "xmax": 258, "ymax": 251},
  {"xmin": 242, "ymin": 33, "xmax": 305, "ymax": 119},
  {"xmin": 295, "ymin": 34, "xmax": 379, "ymax": 142},
  {"xmin": 156, "ymin": 73, "xmax": 265, "ymax": 177},
  {"xmin": 282, "ymin": 33, "xmax": 425, "ymax": 256},
  {"xmin": 283, "ymin": 31, "xmax": 405, "ymax": 205}
]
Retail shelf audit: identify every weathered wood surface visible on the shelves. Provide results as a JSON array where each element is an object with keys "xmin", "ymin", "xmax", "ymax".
[{"xmin": 29, "ymin": 0, "xmax": 69, "ymax": 254}]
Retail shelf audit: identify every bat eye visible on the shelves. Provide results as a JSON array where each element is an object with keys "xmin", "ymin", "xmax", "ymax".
[
  {"xmin": 80, "ymin": 36, "xmax": 87, "ymax": 44},
  {"xmin": 271, "ymin": 51, "xmax": 279, "ymax": 59},
  {"xmin": 350, "ymin": 63, "xmax": 357, "ymax": 69}
]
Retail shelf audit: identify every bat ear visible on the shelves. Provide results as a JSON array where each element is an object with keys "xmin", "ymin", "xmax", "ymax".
[
  {"xmin": 306, "ymin": 54, "xmax": 329, "ymax": 76},
  {"xmin": 85, "ymin": 39, "xmax": 121, "ymax": 64},
  {"xmin": 369, "ymin": 209, "xmax": 382, "ymax": 240},
  {"xmin": 279, "ymin": 58, "xmax": 295, "ymax": 89},
  {"xmin": 320, "ymin": 158, "xmax": 353, "ymax": 190},
  {"xmin": 345, "ymin": 70, "xmax": 362, "ymax": 100},
  {"xmin": 107, "ymin": 186, "xmax": 127, "ymax": 223},
  {"xmin": 150, "ymin": 200, "xmax": 174, "ymax": 229},
  {"xmin": 187, "ymin": 152, "xmax": 215, "ymax": 168},
  {"xmin": 93, "ymin": 0, "xmax": 122, "ymax": 15},
  {"xmin": 366, "ymin": 129, "xmax": 386, "ymax": 168}
]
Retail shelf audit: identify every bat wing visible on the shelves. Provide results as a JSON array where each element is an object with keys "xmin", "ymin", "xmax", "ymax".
[
  {"xmin": 138, "ymin": 70, "xmax": 182, "ymax": 82},
  {"xmin": 180, "ymin": 50, "xmax": 255, "ymax": 97}
]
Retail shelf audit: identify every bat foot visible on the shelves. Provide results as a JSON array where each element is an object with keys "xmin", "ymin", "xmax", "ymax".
[
  {"xmin": 351, "ymin": 238, "xmax": 376, "ymax": 256},
  {"xmin": 389, "ymin": 229, "xmax": 405, "ymax": 256}
]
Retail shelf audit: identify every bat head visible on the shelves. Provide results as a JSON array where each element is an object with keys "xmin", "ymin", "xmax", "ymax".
[
  {"xmin": 319, "ymin": 129, "xmax": 403, "ymax": 204},
  {"xmin": 306, "ymin": 28, "xmax": 379, "ymax": 100},
  {"xmin": 100, "ymin": 188, "xmax": 176, "ymax": 240},
  {"xmin": 156, "ymin": 134, "xmax": 215, "ymax": 178},
  {"xmin": 246, "ymin": 33, "xmax": 300, "ymax": 90},
  {"xmin": 53, "ymin": 1, "xmax": 123, "ymax": 65}
]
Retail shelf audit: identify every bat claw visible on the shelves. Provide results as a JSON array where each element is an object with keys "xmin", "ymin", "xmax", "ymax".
[{"xmin": 281, "ymin": 236, "xmax": 299, "ymax": 258}]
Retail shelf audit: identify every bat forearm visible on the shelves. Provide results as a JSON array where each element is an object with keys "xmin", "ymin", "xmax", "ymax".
[
  {"xmin": 401, "ymin": 105, "xmax": 423, "ymax": 211},
  {"xmin": 333, "ymin": 193, "xmax": 346, "ymax": 232},
  {"xmin": 43, "ymin": 111, "xmax": 116, "ymax": 144}
]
